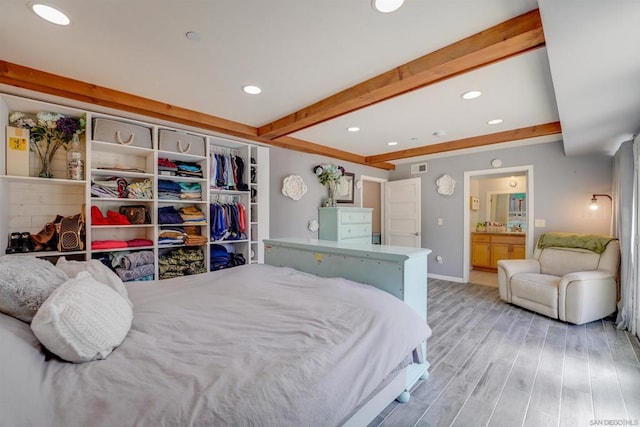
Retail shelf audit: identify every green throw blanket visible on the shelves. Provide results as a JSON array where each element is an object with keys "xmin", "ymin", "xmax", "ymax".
[{"xmin": 537, "ymin": 232, "xmax": 616, "ymax": 254}]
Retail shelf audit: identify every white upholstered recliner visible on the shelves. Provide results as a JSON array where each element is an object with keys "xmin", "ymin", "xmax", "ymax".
[{"xmin": 497, "ymin": 233, "xmax": 620, "ymax": 325}]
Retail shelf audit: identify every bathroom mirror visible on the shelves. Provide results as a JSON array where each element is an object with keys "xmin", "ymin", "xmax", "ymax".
[{"xmin": 486, "ymin": 192, "xmax": 527, "ymax": 232}]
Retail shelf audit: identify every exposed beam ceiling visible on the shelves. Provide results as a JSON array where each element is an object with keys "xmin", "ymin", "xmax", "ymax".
[
  {"xmin": 0, "ymin": 9, "xmax": 560, "ymax": 170},
  {"xmin": 366, "ymin": 122, "xmax": 562, "ymax": 164},
  {"xmin": 258, "ymin": 9, "xmax": 545, "ymax": 140}
]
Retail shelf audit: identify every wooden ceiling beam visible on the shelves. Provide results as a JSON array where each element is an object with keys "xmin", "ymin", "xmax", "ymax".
[
  {"xmin": 257, "ymin": 9, "xmax": 545, "ymax": 140},
  {"xmin": 0, "ymin": 60, "xmax": 257, "ymax": 139},
  {"xmin": 0, "ymin": 60, "xmax": 395, "ymax": 169},
  {"xmin": 365, "ymin": 122, "xmax": 562, "ymax": 164},
  {"xmin": 272, "ymin": 136, "xmax": 395, "ymax": 170}
]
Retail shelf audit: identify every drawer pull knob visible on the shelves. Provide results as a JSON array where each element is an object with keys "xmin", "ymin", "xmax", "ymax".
[{"xmin": 115, "ymin": 131, "xmax": 135, "ymax": 146}]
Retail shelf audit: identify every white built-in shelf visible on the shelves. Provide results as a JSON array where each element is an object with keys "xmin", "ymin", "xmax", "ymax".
[
  {"xmin": 91, "ymin": 140, "xmax": 154, "ymax": 155},
  {"xmin": 91, "ymin": 224, "xmax": 154, "ymax": 229},
  {"xmin": 157, "ymin": 199, "xmax": 207, "ymax": 204},
  {"xmin": 0, "ymin": 175, "xmax": 86, "ymax": 185},
  {"xmin": 91, "ymin": 169, "xmax": 154, "ymax": 179},
  {"xmin": 91, "ymin": 197, "xmax": 154, "ymax": 202},
  {"xmin": 157, "ymin": 150, "xmax": 206, "ymax": 162},
  {"xmin": 91, "ymin": 246, "xmax": 154, "ymax": 253}
]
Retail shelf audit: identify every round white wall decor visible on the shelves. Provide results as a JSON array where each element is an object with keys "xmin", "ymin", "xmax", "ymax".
[
  {"xmin": 436, "ymin": 174, "xmax": 456, "ymax": 195},
  {"xmin": 491, "ymin": 159, "xmax": 502, "ymax": 168},
  {"xmin": 281, "ymin": 175, "xmax": 307, "ymax": 200},
  {"xmin": 308, "ymin": 219, "xmax": 319, "ymax": 232}
]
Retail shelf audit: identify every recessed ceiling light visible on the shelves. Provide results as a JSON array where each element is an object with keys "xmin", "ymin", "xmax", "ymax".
[
  {"xmin": 347, "ymin": 127, "xmax": 360, "ymax": 132},
  {"xmin": 31, "ymin": 3, "xmax": 70, "ymax": 25},
  {"xmin": 242, "ymin": 85, "xmax": 262, "ymax": 95},
  {"xmin": 387, "ymin": 141, "xmax": 398, "ymax": 146},
  {"xmin": 487, "ymin": 119, "xmax": 503, "ymax": 125},
  {"xmin": 461, "ymin": 90, "xmax": 482, "ymax": 100},
  {"xmin": 432, "ymin": 130, "xmax": 446, "ymax": 137},
  {"xmin": 371, "ymin": 0, "xmax": 405, "ymax": 13},
  {"xmin": 185, "ymin": 31, "xmax": 201, "ymax": 42}
]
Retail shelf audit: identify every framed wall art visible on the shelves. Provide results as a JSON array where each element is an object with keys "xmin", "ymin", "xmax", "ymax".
[
  {"xmin": 336, "ymin": 172, "xmax": 355, "ymax": 203},
  {"xmin": 470, "ymin": 196, "xmax": 480, "ymax": 210}
]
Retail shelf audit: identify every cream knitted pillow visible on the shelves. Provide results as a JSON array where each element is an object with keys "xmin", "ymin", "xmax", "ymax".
[
  {"xmin": 31, "ymin": 272, "xmax": 133, "ymax": 363},
  {"xmin": 55, "ymin": 257, "xmax": 133, "ymax": 308}
]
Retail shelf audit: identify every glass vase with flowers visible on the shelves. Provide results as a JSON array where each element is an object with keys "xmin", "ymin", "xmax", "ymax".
[
  {"xmin": 9, "ymin": 111, "xmax": 86, "ymax": 178},
  {"xmin": 313, "ymin": 164, "xmax": 345, "ymax": 207}
]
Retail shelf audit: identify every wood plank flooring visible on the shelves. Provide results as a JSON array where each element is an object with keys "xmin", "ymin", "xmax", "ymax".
[{"xmin": 369, "ymin": 279, "xmax": 640, "ymax": 427}]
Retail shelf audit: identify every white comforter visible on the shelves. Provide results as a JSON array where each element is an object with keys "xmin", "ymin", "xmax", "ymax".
[{"xmin": 13, "ymin": 264, "xmax": 431, "ymax": 426}]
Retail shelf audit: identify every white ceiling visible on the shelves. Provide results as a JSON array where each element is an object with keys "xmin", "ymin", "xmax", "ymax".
[{"xmin": 0, "ymin": 0, "xmax": 638, "ymax": 165}]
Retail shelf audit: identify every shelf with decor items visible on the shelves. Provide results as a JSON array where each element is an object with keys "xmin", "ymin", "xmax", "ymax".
[
  {"xmin": 0, "ymin": 94, "xmax": 88, "ymax": 258},
  {"xmin": 1, "ymin": 91, "xmax": 270, "ymax": 280}
]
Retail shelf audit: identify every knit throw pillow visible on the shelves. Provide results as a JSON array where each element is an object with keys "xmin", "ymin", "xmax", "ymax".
[
  {"xmin": 31, "ymin": 272, "xmax": 133, "ymax": 363},
  {"xmin": 0, "ymin": 255, "xmax": 69, "ymax": 322},
  {"xmin": 55, "ymin": 257, "xmax": 132, "ymax": 308}
]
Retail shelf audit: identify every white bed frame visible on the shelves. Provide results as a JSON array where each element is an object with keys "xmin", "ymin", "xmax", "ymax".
[{"xmin": 264, "ymin": 238, "xmax": 431, "ymax": 426}]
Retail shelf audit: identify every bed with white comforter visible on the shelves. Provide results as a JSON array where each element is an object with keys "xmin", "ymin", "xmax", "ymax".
[{"xmin": 1, "ymin": 263, "xmax": 430, "ymax": 426}]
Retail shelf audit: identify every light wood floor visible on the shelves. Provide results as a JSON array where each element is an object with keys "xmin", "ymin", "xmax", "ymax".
[
  {"xmin": 370, "ymin": 279, "xmax": 640, "ymax": 427},
  {"xmin": 469, "ymin": 270, "xmax": 499, "ymax": 288}
]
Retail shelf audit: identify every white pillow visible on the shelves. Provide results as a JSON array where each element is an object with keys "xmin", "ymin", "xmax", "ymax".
[
  {"xmin": 0, "ymin": 255, "xmax": 69, "ymax": 322},
  {"xmin": 56, "ymin": 257, "xmax": 132, "ymax": 307},
  {"xmin": 31, "ymin": 272, "xmax": 133, "ymax": 363}
]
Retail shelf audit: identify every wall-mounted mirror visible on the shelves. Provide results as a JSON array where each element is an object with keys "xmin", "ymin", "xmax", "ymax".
[{"xmin": 486, "ymin": 192, "xmax": 526, "ymax": 232}]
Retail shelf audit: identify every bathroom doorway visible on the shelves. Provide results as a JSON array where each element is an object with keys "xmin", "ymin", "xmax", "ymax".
[
  {"xmin": 359, "ymin": 175, "xmax": 387, "ymax": 244},
  {"xmin": 463, "ymin": 165, "xmax": 534, "ymax": 285}
]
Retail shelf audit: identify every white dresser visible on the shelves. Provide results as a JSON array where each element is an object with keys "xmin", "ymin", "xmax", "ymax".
[{"xmin": 318, "ymin": 207, "xmax": 372, "ymax": 244}]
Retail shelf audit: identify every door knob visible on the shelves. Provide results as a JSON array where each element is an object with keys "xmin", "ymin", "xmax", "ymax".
[{"xmin": 413, "ymin": 232, "xmax": 419, "ymax": 236}]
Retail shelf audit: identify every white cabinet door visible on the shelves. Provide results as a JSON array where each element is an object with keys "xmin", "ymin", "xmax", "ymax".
[{"xmin": 384, "ymin": 178, "xmax": 421, "ymax": 247}]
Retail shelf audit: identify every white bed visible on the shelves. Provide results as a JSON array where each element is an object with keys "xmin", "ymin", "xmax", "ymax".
[{"xmin": 0, "ymin": 262, "xmax": 431, "ymax": 426}]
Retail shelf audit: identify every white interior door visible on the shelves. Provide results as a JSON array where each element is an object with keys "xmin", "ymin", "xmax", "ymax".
[{"xmin": 384, "ymin": 178, "xmax": 421, "ymax": 247}]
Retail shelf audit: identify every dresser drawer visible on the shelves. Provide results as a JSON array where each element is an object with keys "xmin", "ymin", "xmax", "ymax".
[
  {"xmin": 472, "ymin": 233, "xmax": 491, "ymax": 243},
  {"xmin": 340, "ymin": 210, "xmax": 372, "ymax": 224},
  {"xmin": 491, "ymin": 234, "xmax": 525, "ymax": 245},
  {"xmin": 340, "ymin": 223, "xmax": 370, "ymax": 239}
]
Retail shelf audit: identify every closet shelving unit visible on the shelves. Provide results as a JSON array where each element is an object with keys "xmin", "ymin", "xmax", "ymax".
[
  {"xmin": 0, "ymin": 93, "xmax": 270, "ymax": 280},
  {"xmin": 209, "ymin": 139, "xmax": 250, "ymax": 264}
]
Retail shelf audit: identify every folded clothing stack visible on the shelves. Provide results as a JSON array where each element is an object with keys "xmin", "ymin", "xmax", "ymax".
[
  {"xmin": 210, "ymin": 244, "xmax": 246, "ymax": 271},
  {"xmin": 158, "ymin": 158, "xmax": 178, "ymax": 176},
  {"xmin": 158, "ymin": 206, "xmax": 183, "ymax": 224},
  {"xmin": 179, "ymin": 182, "xmax": 202, "ymax": 200},
  {"xmin": 114, "ymin": 250, "xmax": 155, "ymax": 282},
  {"xmin": 175, "ymin": 161, "xmax": 203, "ymax": 178},
  {"xmin": 185, "ymin": 234, "xmax": 207, "ymax": 246},
  {"xmin": 179, "ymin": 206, "xmax": 206, "ymax": 225},
  {"xmin": 159, "ymin": 247, "xmax": 205, "ymax": 279},
  {"xmin": 157, "ymin": 180, "xmax": 202, "ymax": 201},
  {"xmin": 91, "ymin": 177, "xmax": 128, "ymax": 198},
  {"xmin": 158, "ymin": 228, "xmax": 188, "ymax": 245},
  {"xmin": 158, "ymin": 180, "xmax": 182, "ymax": 200},
  {"xmin": 91, "ymin": 239, "xmax": 153, "ymax": 250},
  {"xmin": 91, "ymin": 176, "xmax": 152, "ymax": 200},
  {"xmin": 127, "ymin": 179, "xmax": 153, "ymax": 199}
]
